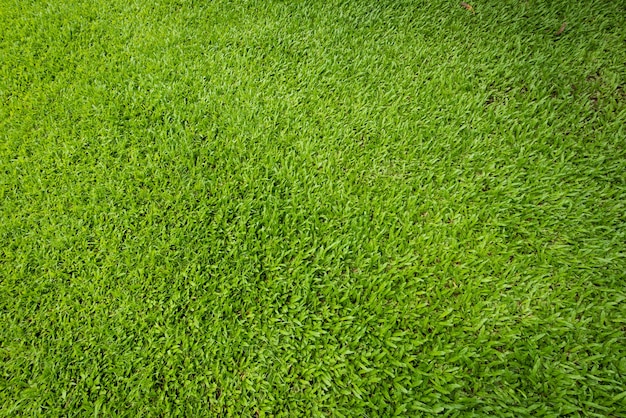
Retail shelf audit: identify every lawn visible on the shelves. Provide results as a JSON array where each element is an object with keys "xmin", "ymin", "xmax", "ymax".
[{"xmin": 1, "ymin": 0, "xmax": 625, "ymax": 415}]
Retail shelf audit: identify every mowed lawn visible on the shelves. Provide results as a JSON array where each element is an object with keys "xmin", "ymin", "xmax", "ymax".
[{"xmin": 1, "ymin": 0, "xmax": 625, "ymax": 415}]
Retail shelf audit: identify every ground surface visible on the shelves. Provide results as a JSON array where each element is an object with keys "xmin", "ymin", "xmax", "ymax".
[{"xmin": 1, "ymin": 0, "xmax": 625, "ymax": 416}]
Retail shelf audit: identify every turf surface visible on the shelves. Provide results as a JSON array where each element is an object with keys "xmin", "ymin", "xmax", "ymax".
[{"xmin": 1, "ymin": 0, "xmax": 625, "ymax": 415}]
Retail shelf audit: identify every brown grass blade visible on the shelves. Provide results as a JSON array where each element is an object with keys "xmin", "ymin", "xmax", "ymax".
[{"xmin": 460, "ymin": 2, "xmax": 475, "ymax": 14}]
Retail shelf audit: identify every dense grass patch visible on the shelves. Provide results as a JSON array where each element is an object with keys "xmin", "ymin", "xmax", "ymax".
[{"xmin": 1, "ymin": 0, "xmax": 625, "ymax": 415}]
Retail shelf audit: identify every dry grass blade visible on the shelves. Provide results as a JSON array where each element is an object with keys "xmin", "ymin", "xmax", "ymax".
[
  {"xmin": 556, "ymin": 22, "xmax": 567, "ymax": 35},
  {"xmin": 460, "ymin": 2, "xmax": 475, "ymax": 14}
]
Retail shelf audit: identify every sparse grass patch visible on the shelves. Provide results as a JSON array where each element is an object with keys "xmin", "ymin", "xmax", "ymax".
[{"xmin": 1, "ymin": 0, "xmax": 625, "ymax": 415}]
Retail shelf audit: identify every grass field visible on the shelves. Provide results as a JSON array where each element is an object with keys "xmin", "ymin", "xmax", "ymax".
[{"xmin": 1, "ymin": 0, "xmax": 626, "ymax": 415}]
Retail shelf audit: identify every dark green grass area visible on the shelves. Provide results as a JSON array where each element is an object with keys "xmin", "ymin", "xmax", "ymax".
[{"xmin": 1, "ymin": 0, "xmax": 626, "ymax": 415}]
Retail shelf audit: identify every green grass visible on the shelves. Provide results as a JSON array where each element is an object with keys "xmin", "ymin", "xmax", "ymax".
[{"xmin": 1, "ymin": 0, "xmax": 625, "ymax": 415}]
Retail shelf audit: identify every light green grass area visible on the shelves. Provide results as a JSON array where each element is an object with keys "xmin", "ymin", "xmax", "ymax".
[{"xmin": 1, "ymin": 0, "xmax": 625, "ymax": 415}]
